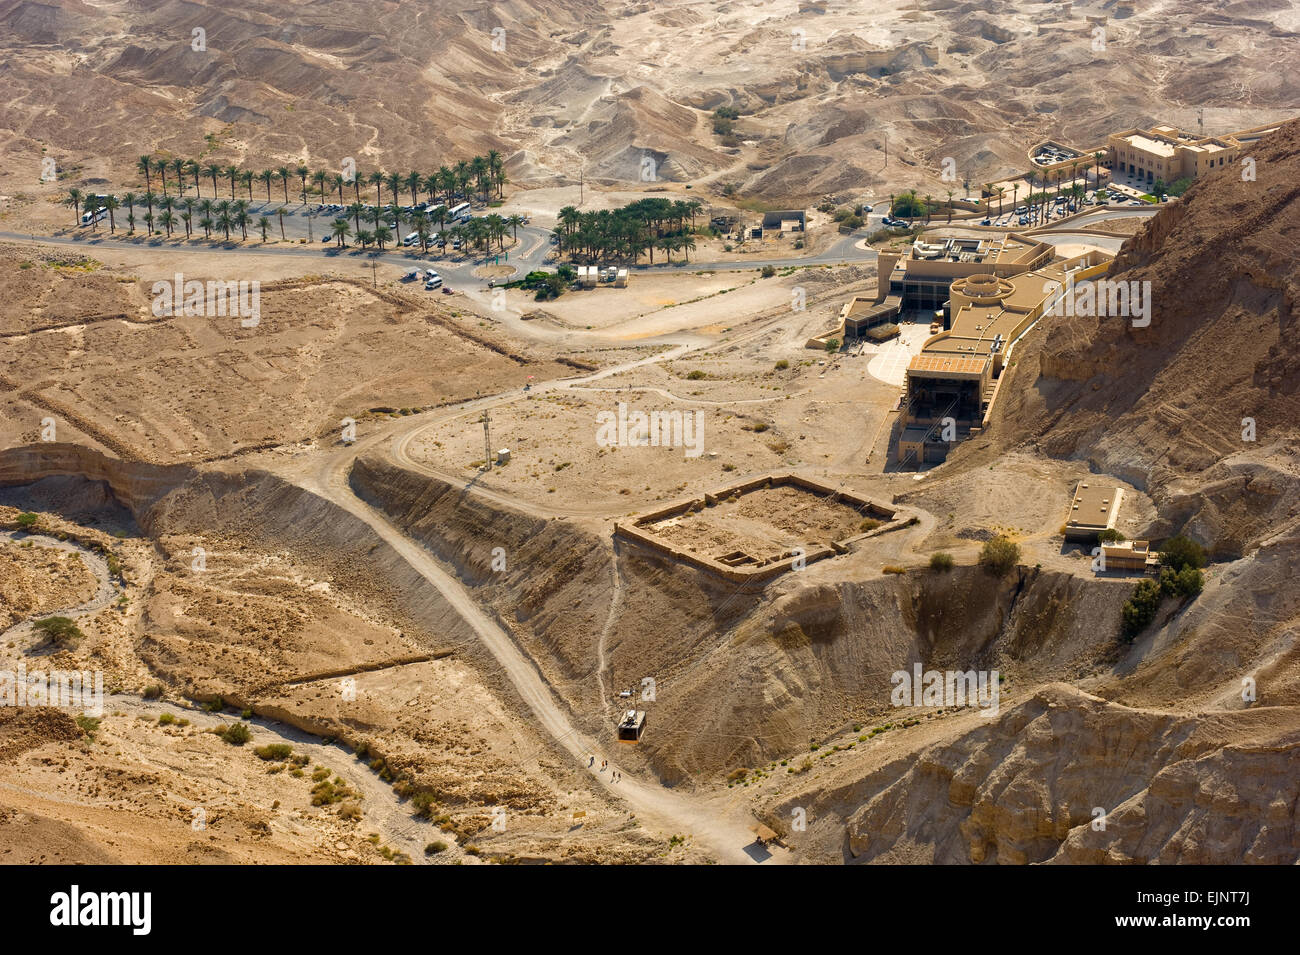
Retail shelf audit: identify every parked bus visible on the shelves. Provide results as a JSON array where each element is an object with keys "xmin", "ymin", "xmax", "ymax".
[{"xmin": 446, "ymin": 202, "xmax": 470, "ymax": 220}]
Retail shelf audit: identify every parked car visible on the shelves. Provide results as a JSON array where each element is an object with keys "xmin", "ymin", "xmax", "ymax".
[
  {"xmin": 980, "ymin": 218, "xmax": 991, "ymax": 226},
  {"xmin": 441, "ymin": 286, "xmax": 453, "ymax": 295}
]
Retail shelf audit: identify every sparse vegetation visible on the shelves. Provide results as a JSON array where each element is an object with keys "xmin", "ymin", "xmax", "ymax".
[
  {"xmin": 978, "ymin": 534, "xmax": 1021, "ymax": 576},
  {"xmin": 929, "ymin": 552, "xmax": 955, "ymax": 572},
  {"xmin": 214, "ymin": 722, "xmax": 252, "ymax": 746},
  {"xmin": 32, "ymin": 616, "xmax": 82, "ymax": 646}
]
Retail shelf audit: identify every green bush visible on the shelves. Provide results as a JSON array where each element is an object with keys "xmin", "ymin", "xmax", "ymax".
[
  {"xmin": 1098, "ymin": 528, "xmax": 1126, "ymax": 544},
  {"xmin": 255, "ymin": 743, "xmax": 293, "ymax": 761},
  {"xmin": 774, "ymin": 359, "xmax": 789, "ymax": 370},
  {"xmin": 425, "ymin": 840, "xmax": 449, "ymax": 855},
  {"xmin": 32, "ymin": 616, "xmax": 82, "ymax": 646},
  {"xmin": 1120, "ymin": 578, "xmax": 1163, "ymax": 641},
  {"xmin": 760, "ymin": 265, "xmax": 776, "ymax": 278},
  {"xmin": 15, "ymin": 512, "xmax": 39, "ymax": 530},
  {"xmin": 825, "ymin": 337, "xmax": 840, "ymax": 353},
  {"xmin": 1160, "ymin": 535, "xmax": 1207, "ymax": 572},
  {"xmin": 978, "ymin": 535, "xmax": 1021, "ymax": 576},
  {"xmin": 929, "ymin": 552, "xmax": 955, "ymax": 572},
  {"xmin": 216, "ymin": 722, "xmax": 252, "ymax": 746}
]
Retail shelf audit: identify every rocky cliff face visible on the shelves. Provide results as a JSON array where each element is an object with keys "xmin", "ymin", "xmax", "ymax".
[
  {"xmin": 827, "ymin": 685, "xmax": 1300, "ymax": 864},
  {"xmin": 992, "ymin": 119, "xmax": 1300, "ymax": 556}
]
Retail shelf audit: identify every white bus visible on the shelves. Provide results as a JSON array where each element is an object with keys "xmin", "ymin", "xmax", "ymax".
[
  {"xmin": 81, "ymin": 207, "xmax": 108, "ymax": 225},
  {"xmin": 403, "ymin": 232, "xmax": 420, "ymax": 247},
  {"xmin": 446, "ymin": 202, "xmax": 470, "ymax": 220}
]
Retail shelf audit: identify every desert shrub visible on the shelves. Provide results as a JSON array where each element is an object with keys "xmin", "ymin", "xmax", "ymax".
[
  {"xmin": 215, "ymin": 722, "xmax": 252, "ymax": 746},
  {"xmin": 929, "ymin": 552, "xmax": 955, "ymax": 571},
  {"xmin": 33, "ymin": 616, "xmax": 82, "ymax": 646},
  {"xmin": 882, "ymin": 565, "xmax": 907, "ymax": 575},
  {"xmin": 203, "ymin": 697, "xmax": 225, "ymax": 713},
  {"xmin": 774, "ymin": 359, "xmax": 789, "ymax": 370},
  {"xmin": 158, "ymin": 712, "xmax": 176, "ymax": 726},
  {"xmin": 761, "ymin": 265, "xmax": 776, "ymax": 277},
  {"xmin": 425, "ymin": 840, "xmax": 448, "ymax": 855},
  {"xmin": 339, "ymin": 801, "xmax": 362, "ymax": 822},
  {"xmin": 1098, "ymin": 528, "xmax": 1126, "ymax": 543},
  {"xmin": 1120, "ymin": 578, "xmax": 1163, "ymax": 641},
  {"xmin": 1160, "ymin": 535, "xmax": 1207, "ymax": 572},
  {"xmin": 825, "ymin": 337, "xmax": 841, "ymax": 353},
  {"xmin": 255, "ymin": 743, "xmax": 292, "ymax": 761},
  {"xmin": 859, "ymin": 518, "xmax": 883, "ymax": 533},
  {"xmin": 142, "ymin": 684, "xmax": 163, "ymax": 699},
  {"xmin": 15, "ymin": 512, "xmax": 39, "ymax": 530},
  {"xmin": 75, "ymin": 715, "xmax": 100, "ymax": 738},
  {"xmin": 686, "ymin": 369, "xmax": 707, "ymax": 380},
  {"xmin": 978, "ymin": 535, "xmax": 1021, "ymax": 576}
]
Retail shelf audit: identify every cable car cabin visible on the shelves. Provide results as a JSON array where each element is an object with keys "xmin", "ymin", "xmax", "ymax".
[{"xmin": 617, "ymin": 709, "xmax": 646, "ymax": 743}]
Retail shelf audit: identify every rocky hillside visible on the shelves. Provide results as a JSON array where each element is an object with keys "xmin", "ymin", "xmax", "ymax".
[{"xmin": 987, "ymin": 118, "xmax": 1300, "ymax": 557}]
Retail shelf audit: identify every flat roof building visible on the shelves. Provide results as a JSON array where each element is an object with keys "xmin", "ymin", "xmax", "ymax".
[
  {"xmin": 892, "ymin": 247, "xmax": 1115, "ymax": 464},
  {"xmin": 1065, "ymin": 482, "xmax": 1124, "ymax": 540}
]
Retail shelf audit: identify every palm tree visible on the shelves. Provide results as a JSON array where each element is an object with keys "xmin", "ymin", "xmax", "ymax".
[
  {"xmin": 203, "ymin": 162, "xmax": 222, "ymax": 197},
  {"xmin": 311, "ymin": 169, "xmax": 328, "ymax": 202},
  {"xmin": 240, "ymin": 169, "xmax": 254, "ymax": 200},
  {"xmin": 385, "ymin": 171, "xmax": 402, "ymax": 210},
  {"xmin": 258, "ymin": 169, "xmax": 275, "ymax": 202},
  {"xmin": 181, "ymin": 197, "xmax": 195, "ymax": 237},
  {"xmin": 453, "ymin": 160, "xmax": 471, "ymax": 200},
  {"xmin": 142, "ymin": 190, "xmax": 157, "ymax": 224},
  {"xmin": 330, "ymin": 173, "xmax": 346, "ymax": 205},
  {"xmin": 374, "ymin": 223, "xmax": 392, "ymax": 250},
  {"xmin": 296, "ymin": 165, "xmax": 310, "ymax": 203},
  {"xmin": 678, "ymin": 232, "xmax": 696, "ymax": 262},
  {"xmin": 199, "ymin": 215, "xmax": 213, "ymax": 239},
  {"xmin": 924, "ymin": 193, "xmax": 934, "ymax": 225},
  {"xmin": 170, "ymin": 157, "xmax": 187, "ymax": 195},
  {"xmin": 982, "ymin": 184, "xmax": 991, "ymax": 218},
  {"xmin": 158, "ymin": 159, "xmax": 169, "ymax": 196},
  {"xmin": 122, "ymin": 192, "xmax": 137, "ymax": 233},
  {"xmin": 368, "ymin": 170, "xmax": 384, "ymax": 209},
  {"xmin": 404, "ymin": 170, "xmax": 422, "ymax": 205},
  {"xmin": 945, "ymin": 189, "xmax": 954, "ymax": 223},
  {"xmin": 235, "ymin": 201, "xmax": 251, "ymax": 239},
  {"xmin": 355, "ymin": 228, "xmax": 373, "ymax": 249},
  {"xmin": 198, "ymin": 198, "xmax": 214, "ymax": 233},
  {"xmin": 186, "ymin": 159, "xmax": 201, "ymax": 195},
  {"xmin": 137, "ymin": 156, "xmax": 153, "ymax": 193},
  {"xmin": 487, "ymin": 149, "xmax": 504, "ymax": 197},
  {"xmin": 275, "ymin": 207, "xmax": 287, "ymax": 240},
  {"xmin": 656, "ymin": 234, "xmax": 673, "ymax": 263},
  {"xmin": 258, "ymin": 215, "xmax": 271, "ymax": 241},
  {"xmin": 331, "ymin": 217, "xmax": 350, "ymax": 248},
  {"xmin": 1025, "ymin": 171, "xmax": 1038, "ymax": 221},
  {"xmin": 225, "ymin": 164, "xmax": 239, "ymax": 198},
  {"xmin": 65, "ymin": 187, "xmax": 83, "ymax": 226},
  {"xmin": 470, "ymin": 155, "xmax": 489, "ymax": 202},
  {"xmin": 506, "ymin": 214, "xmax": 523, "ymax": 241},
  {"xmin": 437, "ymin": 166, "xmax": 456, "ymax": 205},
  {"xmin": 159, "ymin": 209, "xmax": 176, "ymax": 236},
  {"xmin": 277, "ymin": 166, "xmax": 291, "ymax": 205},
  {"xmin": 216, "ymin": 203, "xmax": 232, "ymax": 240},
  {"xmin": 1093, "ymin": 151, "xmax": 1106, "ymax": 189},
  {"xmin": 348, "ymin": 201, "xmax": 365, "ymax": 233}
]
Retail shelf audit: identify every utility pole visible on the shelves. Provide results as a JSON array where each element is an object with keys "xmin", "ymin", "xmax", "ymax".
[{"xmin": 482, "ymin": 408, "xmax": 492, "ymax": 470}]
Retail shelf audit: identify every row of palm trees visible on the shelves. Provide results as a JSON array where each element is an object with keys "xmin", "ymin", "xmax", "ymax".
[
  {"xmin": 64, "ymin": 189, "xmax": 279, "ymax": 240},
  {"xmin": 130, "ymin": 151, "xmax": 508, "ymax": 208},
  {"xmin": 553, "ymin": 197, "xmax": 704, "ymax": 264},
  {"xmin": 982, "ymin": 152, "xmax": 1107, "ymax": 220},
  {"xmin": 65, "ymin": 184, "xmax": 529, "ymax": 255}
]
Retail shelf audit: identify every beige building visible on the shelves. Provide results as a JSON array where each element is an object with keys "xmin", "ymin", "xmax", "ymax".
[
  {"xmin": 1065, "ymin": 482, "xmax": 1124, "ymax": 540},
  {"xmin": 891, "ymin": 246, "xmax": 1114, "ymax": 463},
  {"xmin": 1107, "ymin": 124, "xmax": 1253, "ymax": 185},
  {"xmin": 1101, "ymin": 539, "xmax": 1158, "ymax": 573}
]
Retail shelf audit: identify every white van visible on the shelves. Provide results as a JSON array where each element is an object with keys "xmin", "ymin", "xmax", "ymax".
[
  {"xmin": 424, "ymin": 275, "xmax": 443, "ymax": 290},
  {"xmin": 403, "ymin": 232, "xmax": 419, "ymax": 247}
]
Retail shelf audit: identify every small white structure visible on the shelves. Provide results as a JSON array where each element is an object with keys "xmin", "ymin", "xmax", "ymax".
[
  {"xmin": 615, "ymin": 268, "xmax": 629, "ymax": 287},
  {"xmin": 496, "ymin": 448, "xmax": 511, "ymax": 465}
]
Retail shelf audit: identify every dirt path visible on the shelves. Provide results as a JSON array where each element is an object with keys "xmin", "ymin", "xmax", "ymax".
[{"xmin": 0, "ymin": 533, "xmax": 448, "ymax": 864}]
